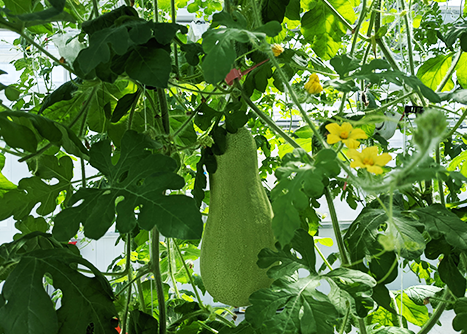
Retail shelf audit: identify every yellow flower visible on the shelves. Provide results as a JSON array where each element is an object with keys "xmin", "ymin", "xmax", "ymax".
[
  {"xmin": 271, "ymin": 44, "xmax": 284, "ymax": 57},
  {"xmin": 304, "ymin": 74, "xmax": 323, "ymax": 94},
  {"xmin": 347, "ymin": 146, "xmax": 392, "ymax": 175},
  {"xmin": 325, "ymin": 122, "xmax": 368, "ymax": 149}
]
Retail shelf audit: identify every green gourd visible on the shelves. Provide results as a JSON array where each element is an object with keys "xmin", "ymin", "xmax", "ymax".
[{"xmin": 200, "ymin": 127, "xmax": 275, "ymax": 307}]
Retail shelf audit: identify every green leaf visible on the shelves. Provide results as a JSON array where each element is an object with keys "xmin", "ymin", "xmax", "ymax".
[
  {"xmin": 202, "ymin": 28, "xmax": 249, "ymax": 83},
  {"xmin": 438, "ymin": 253, "xmax": 466, "ymax": 297},
  {"xmin": 82, "ymin": 6, "xmax": 139, "ymax": 36},
  {"xmin": 125, "ymin": 46, "xmax": 172, "ymax": 88},
  {"xmin": 52, "ymin": 130, "xmax": 202, "ymax": 241},
  {"xmin": 261, "ymin": 0, "xmax": 290, "ymax": 23},
  {"xmin": 453, "ymin": 297, "xmax": 467, "ymax": 333},
  {"xmin": 257, "ymin": 229, "xmax": 316, "ymax": 279},
  {"xmin": 255, "ymin": 21, "xmax": 282, "ymax": 37},
  {"xmin": 285, "ymin": 0, "xmax": 300, "ymax": 20},
  {"xmin": 416, "ymin": 54, "xmax": 454, "ymax": 92},
  {"xmin": 111, "ymin": 91, "xmax": 140, "ymax": 123},
  {"xmin": 403, "ymin": 285, "xmax": 443, "ymax": 306},
  {"xmin": 0, "ymin": 116, "xmax": 37, "ymax": 152},
  {"xmin": 0, "ymin": 248, "xmax": 116, "ymax": 334},
  {"xmin": 0, "ymin": 171, "xmax": 15, "ymax": 196},
  {"xmin": 194, "ymin": 102, "xmax": 218, "ymax": 131},
  {"xmin": 14, "ymin": 216, "xmax": 49, "ymax": 238},
  {"xmin": 246, "ymin": 276, "xmax": 338, "ymax": 334},
  {"xmin": 128, "ymin": 310, "xmax": 158, "ymax": 334},
  {"xmin": 330, "ymin": 54, "xmax": 361, "ymax": 77},
  {"xmin": 367, "ymin": 303, "xmax": 399, "ymax": 327},
  {"xmin": 456, "ymin": 53, "xmax": 467, "ymax": 89},
  {"xmin": 394, "ymin": 293, "xmax": 429, "ymax": 327},
  {"xmin": 77, "ymin": 25, "xmax": 131, "ymax": 74},
  {"xmin": 345, "ymin": 200, "xmax": 425, "ymax": 262},
  {"xmin": 413, "ymin": 204, "xmax": 467, "ymax": 250},
  {"xmin": 0, "ymin": 155, "xmax": 73, "ymax": 221},
  {"xmin": 38, "ymin": 79, "xmax": 80, "ymax": 114},
  {"xmin": 352, "ymin": 59, "xmax": 441, "ymax": 103},
  {"xmin": 373, "ymin": 327, "xmax": 415, "ymax": 334},
  {"xmin": 3, "ymin": 0, "xmax": 32, "ymax": 15},
  {"xmin": 445, "ymin": 22, "xmax": 467, "ymax": 52},
  {"xmin": 300, "ymin": 0, "xmax": 355, "ymax": 59},
  {"xmin": 323, "ymin": 268, "xmax": 376, "ymax": 318},
  {"xmin": 4, "ymin": 86, "xmax": 20, "ymax": 101}
]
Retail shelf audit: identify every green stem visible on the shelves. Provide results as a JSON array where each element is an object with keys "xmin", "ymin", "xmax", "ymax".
[
  {"xmin": 322, "ymin": 0, "xmax": 369, "ymax": 41},
  {"xmin": 390, "ymin": 291, "xmax": 404, "ymax": 327},
  {"xmin": 153, "ymin": 0, "xmax": 159, "ymax": 23},
  {"xmin": 157, "ymin": 88, "xmax": 170, "ymax": 135},
  {"xmin": 417, "ymin": 288, "xmax": 451, "ymax": 334},
  {"xmin": 168, "ymin": 81, "xmax": 231, "ymax": 95},
  {"xmin": 350, "ymin": 0, "xmax": 368, "ymax": 54},
  {"xmin": 357, "ymin": 318, "xmax": 368, "ymax": 334},
  {"xmin": 436, "ymin": 50, "xmax": 463, "ymax": 92},
  {"xmin": 92, "ymin": 0, "xmax": 100, "ymax": 18},
  {"xmin": 167, "ymin": 238, "xmax": 181, "ymax": 299},
  {"xmin": 400, "ymin": 0, "xmax": 415, "ymax": 75},
  {"xmin": 446, "ymin": 107, "xmax": 467, "ymax": 138},
  {"xmin": 376, "ymin": 256, "xmax": 398, "ymax": 284},
  {"xmin": 0, "ymin": 146, "xmax": 22, "ymax": 157},
  {"xmin": 436, "ymin": 145, "xmax": 445, "ymax": 206},
  {"xmin": 151, "ymin": 228, "xmax": 167, "ymax": 334},
  {"xmin": 171, "ymin": 0, "xmax": 180, "ymax": 78},
  {"xmin": 339, "ymin": 307, "xmax": 351, "ymax": 334},
  {"xmin": 136, "ymin": 277, "xmax": 148, "ymax": 313},
  {"xmin": 18, "ymin": 143, "xmax": 52, "ymax": 162},
  {"xmin": 173, "ymin": 241, "xmax": 205, "ymax": 307},
  {"xmin": 364, "ymin": 92, "xmax": 414, "ymax": 114},
  {"xmin": 324, "ymin": 187, "xmax": 350, "ymax": 266},
  {"xmin": 239, "ymin": 86, "xmax": 301, "ymax": 149},
  {"xmin": 315, "ymin": 243, "xmax": 333, "ymax": 271},
  {"xmin": 80, "ymin": 158, "xmax": 86, "ymax": 189},
  {"xmin": 122, "ymin": 235, "xmax": 133, "ymax": 334}
]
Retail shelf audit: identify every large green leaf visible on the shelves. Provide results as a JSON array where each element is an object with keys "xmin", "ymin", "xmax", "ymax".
[
  {"xmin": 456, "ymin": 53, "xmax": 467, "ymax": 89},
  {"xmin": 394, "ymin": 293, "xmax": 429, "ymax": 327},
  {"xmin": 261, "ymin": 0, "xmax": 291, "ymax": 23},
  {"xmin": 0, "ymin": 248, "xmax": 117, "ymax": 334},
  {"xmin": 257, "ymin": 229, "xmax": 316, "ymax": 279},
  {"xmin": 300, "ymin": 0, "xmax": 355, "ymax": 59},
  {"xmin": 77, "ymin": 26, "xmax": 131, "ymax": 74},
  {"xmin": 271, "ymin": 149, "xmax": 339, "ymax": 246},
  {"xmin": 323, "ymin": 268, "xmax": 376, "ymax": 318},
  {"xmin": 345, "ymin": 200, "xmax": 425, "ymax": 262},
  {"xmin": 0, "ymin": 111, "xmax": 88, "ymax": 157},
  {"xmin": 202, "ymin": 28, "xmax": 249, "ymax": 84},
  {"xmin": 0, "ymin": 155, "xmax": 73, "ymax": 221},
  {"xmin": 125, "ymin": 46, "xmax": 172, "ymax": 88},
  {"xmin": 52, "ymin": 130, "xmax": 203, "ymax": 241},
  {"xmin": 453, "ymin": 297, "xmax": 467, "ymax": 334},
  {"xmin": 416, "ymin": 54, "xmax": 454, "ymax": 92},
  {"xmin": 438, "ymin": 253, "xmax": 466, "ymax": 297},
  {"xmin": 413, "ymin": 204, "xmax": 467, "ymax": 250},
  {"xmin": 3, "ymin": 0, "xmax": 31, "ymax": 15},
  {"xmin": 352, "ymin": 59, "xmax": 441, "ymax": 103},
  {"xmin": 246, "ymin": 276, "xmax": 338, "ymax": 334}
]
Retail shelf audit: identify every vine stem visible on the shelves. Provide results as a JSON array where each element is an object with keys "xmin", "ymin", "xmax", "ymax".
[
  {"xmin": 418, "ymin": 288, "xmax": 452, "ymax": 334},
  {"xmin": 400, "ymin": 0, "xmax": 415, "ymax": 75},
  {"xmin": 151, "ymin": 228, "xmax": 167, "ymax": 334},
  {"xmin": 167, "ymin": 238, "xmax": 181, "ymax": 299},
  {"xmin": 339, "ymin": 307, "xmax": 351, "ymax": 334},
  {"xmin": 173, "ymin": 240, "xmax": 205, "ymax": 308},
  {"xmin": 122, "ymin": 234, "xmax": 133, "ymax": 334},
  {"xmin": 446, "ymin": 107, "xmax": 467, "ymax": 138},
  {"xmin": 436, "ymin": 146, "xmax": 445, "ymax": 206},
  {"xmin": 322, "ymin": 0, "xmax": 369, "ymax": 41},
  {"xmin": 436, "ymin": 49, "xmax": 463, "ymax": 92},
  {"xmin": 314, "ymin": 243, "xmax": 333, "ymax": 271},
  {"xmin": 324, "ymin": 187, "xmax": 350, "ymax": 266},
  {"xmin": 238, "ymin": 85, "xmax": 301, "ymax": 149}
]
